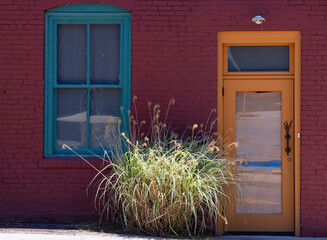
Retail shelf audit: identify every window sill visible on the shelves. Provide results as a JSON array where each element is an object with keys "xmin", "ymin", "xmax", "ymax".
[{"xmin": 38, "ymin": 157, "xmax": 108, "ymax": 169}]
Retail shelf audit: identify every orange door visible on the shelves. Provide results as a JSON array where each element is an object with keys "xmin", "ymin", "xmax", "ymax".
[{"xmin": 224, "ymin": 79, "xmax": 294, "ymax": 232}]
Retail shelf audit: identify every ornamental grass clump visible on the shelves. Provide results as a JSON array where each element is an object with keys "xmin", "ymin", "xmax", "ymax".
[{"xmin": 64, "ymin": 98, "xmax": 236, "ymax": 237}]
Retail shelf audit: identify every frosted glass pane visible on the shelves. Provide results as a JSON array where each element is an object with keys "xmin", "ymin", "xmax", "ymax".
[
  {"xmin": 236, "ymin": 91, "xmax": 282, "ymax": 214},
  {"xmin": 228, "ymin": 46, "xmax": 289, "ymax": 72},
  {"xmin": 90, "ymin": 89, "xmax": 120, "ymax": 148},
  {"xmin": 90, "ymin": 24, "xmax": 120, "ymax": 84},
  {"xmin": 57, "ymin": 24, "xmax": 87, "ymax": 84},
  {"xmin": 57, "ymin": 89, "xmax": 87, "ymax": 148}
]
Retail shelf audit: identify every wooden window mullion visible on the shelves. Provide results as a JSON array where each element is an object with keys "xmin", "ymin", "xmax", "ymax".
[{"xmin": 86, "ymin": 24, "xmax": 90, "ymax": 148}]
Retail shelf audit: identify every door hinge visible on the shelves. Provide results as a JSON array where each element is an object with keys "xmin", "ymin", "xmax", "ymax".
[{"xmin": 222, "ymin": 87, "xmax": 224, "ymax": 96}]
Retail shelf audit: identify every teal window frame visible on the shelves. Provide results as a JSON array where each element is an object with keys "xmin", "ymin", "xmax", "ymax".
[{"xmin": 44, "ymin": 4, "xmax": 131, "ymax": 157}]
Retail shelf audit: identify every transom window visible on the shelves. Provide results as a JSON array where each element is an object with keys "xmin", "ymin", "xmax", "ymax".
[
  {"xmin": 228, "ymin": 45, "xmax": 290, "ymax": 72},
  {"xmin": 223, "ymin": 43, "xmax": 294, "ymax": 76},
  {"xmin": 44, "ymin": 4, "xmax": 131, "ymax": 156}
]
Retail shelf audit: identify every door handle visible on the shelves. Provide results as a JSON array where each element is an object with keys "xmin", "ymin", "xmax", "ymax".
[{"xmin": 284, "ymin": 120, "xmax": 293, "ymax": 157}]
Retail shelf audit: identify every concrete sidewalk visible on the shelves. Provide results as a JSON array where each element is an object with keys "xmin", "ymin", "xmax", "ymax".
[{"xmin": 0, "ymin": 228, "xmax": 326, "ymax": 240}]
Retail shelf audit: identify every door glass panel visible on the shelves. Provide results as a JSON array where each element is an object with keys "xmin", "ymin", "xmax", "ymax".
[
  {"xmin": 236, "ymin": 91, "xmax": 282, "ymax": 214},
  {"xmin": 228, "ymin": 46, "xmax": 289, "ymax": 72},
  {"xmin": 57, "ymin": 24, "xmax": 87, "ymax": 84},
  {"xmin": 90, "ymin": 24, "xmax": 120, "ymax": 84}
]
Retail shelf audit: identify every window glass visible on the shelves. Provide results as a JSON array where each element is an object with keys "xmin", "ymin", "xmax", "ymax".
[
  {"xmin": 57, "ymin": 89, "xmax": 87, "ymax": 148},
  {"xmin": 90, "ymin": 24, "xmax": 120, "ymax": 84},
  {"xmin": 57, "ymin": 24, "xmax": 121, "ymax": 151},
  {"xmin": 228, "ymin": 46, "xmax": 289, "ymax": 72},
  {"xmin": 90, "ymin": 89, "xmax": 120, "ymax": 148},
  {"xmin": 57, "ymin": 24, "xmax": 87, "ymax": 84},
  {"xmin": 236, "ymin": 91, "xmax": 282, "ymax": 214}
]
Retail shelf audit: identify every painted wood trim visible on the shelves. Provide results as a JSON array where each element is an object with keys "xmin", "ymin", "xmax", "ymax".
[
  {"xmin": 294, "ymin": 34, "xmax": 301, "ymax": 238},
  {"xmin": 46, "ymin": 13, "xmax": 131, "ymax": 19},
  {"xmin": 223, "ymin": 75, "xmax": 294, "ymax": 80},
  {"xmin": 218, "ymin": 31, "xmax": 301, "ymax": 42},
  {"xmin": 217, "ymin": 35, "xmax": 224, "ymax": 140},
  {"xmin": 86, "ymin": 24, "xmax": 91, "ymax": 148},
  {"xmin": 44, "ymin": 13, "xmax": 52, "ymax": 155},
  {"xmin": 120, "ymin": 14, "xmax": 132, "ymax": 140},
  {"xmin": 47, "ymin": 3, "xmax": 130, "ymax": 13},
  {"xmin": 54, "ymin": 84, "xmax": 122, "ymax": 88}
]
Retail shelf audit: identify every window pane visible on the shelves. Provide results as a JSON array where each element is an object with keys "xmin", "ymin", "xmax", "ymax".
[
  {"xmin": 90, "ymin": 89, "xmax": 120, "ymax": 148},
  {"xmin": 57, "ymin": 24, "xmax": 87, "ymax": 84},
  {"xmin": 57, "ymin": 89, "xmax": 87, "ymax": 148},
  {"xmin": 236, "ymin": 91, "xmax": 282, "ymax": 214},
  {"xmin": 90, "ymin": 24, "xmax": 120, "ymax": 84},
  {"xmin": 228, "ymin": 46, "xmax": 289, "ymax": 72}
]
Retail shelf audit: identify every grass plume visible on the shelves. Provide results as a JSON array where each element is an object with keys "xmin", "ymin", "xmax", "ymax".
[{"xmin": 69, "ymin": 98, "xmax": 237, "ymax": 237}]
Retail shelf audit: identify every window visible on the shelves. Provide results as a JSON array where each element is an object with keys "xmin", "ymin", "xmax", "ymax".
[
  {"xmin": 44, "ymin": 4, "xmax": 131, "ymax": 156},
  {"xmin": 228, "ymin": 45, "xmax": 290, "ymax": 72}
]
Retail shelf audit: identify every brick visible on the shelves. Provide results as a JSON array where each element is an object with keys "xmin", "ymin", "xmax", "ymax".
[{"xmin": 0, "ymin": 0, "xmax": 326, "ymax": 237}]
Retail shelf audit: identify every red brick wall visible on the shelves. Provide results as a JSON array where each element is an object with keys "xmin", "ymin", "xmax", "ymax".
[{"xmin": 0, "ymin": 0, "xmax": 327, "ymax": 237}]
